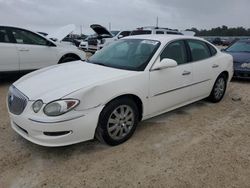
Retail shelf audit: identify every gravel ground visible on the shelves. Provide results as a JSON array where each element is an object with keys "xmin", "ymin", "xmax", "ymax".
[{"xmin": 0, "ymin": 76, "xmax": 249, "ymax": 188}]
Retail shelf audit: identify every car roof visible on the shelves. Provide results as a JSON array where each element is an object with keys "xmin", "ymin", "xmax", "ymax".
[{"xmin": 124, "ymin": 34, "xmax": 204, "ymax": 43}]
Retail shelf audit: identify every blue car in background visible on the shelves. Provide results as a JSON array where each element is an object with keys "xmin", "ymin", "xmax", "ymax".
[{"xmin": 224, "ymin": 39, "xmax": 250, "ymax": 79}]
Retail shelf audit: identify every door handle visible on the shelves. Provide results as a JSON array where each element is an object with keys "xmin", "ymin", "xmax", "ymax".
[
  {"xmin": 182, "ymin": 71, "xmax": 191, "ymax": 76},
  {"xmin": 212, "ymin": 64, "xmax": 219, "ymax": 68},
  {"xmin": 19, "ymin": 48, "xmax": 29, "ymax": 52}
]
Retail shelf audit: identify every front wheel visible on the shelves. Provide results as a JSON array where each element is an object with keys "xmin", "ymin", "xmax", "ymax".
[
  {"xmin": 208, "ymin": 74, "xmax": 227, "ymax": 103},
  {"xmin": 95, "ymin": 97, "xmax": 139, "ymax": 146}
]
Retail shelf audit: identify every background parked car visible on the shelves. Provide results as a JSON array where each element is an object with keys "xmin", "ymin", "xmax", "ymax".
[
  {"xmin": 224, "ymin": 39, "xmax": 250, "ymax": 78},
  {"xmin": 0, "ymin": 25, "xmax": 85, "ymax": 72},
  {"xmin": 211, "ymin": 37, "xmax": 223, "ymax": 46},
  {"xmin": 7, "ymin": 35, "xmax": 233, "ymax": 147},
  {"xmin": 130, "ymin": 26, "xmax": 183, "ymax": 36}
]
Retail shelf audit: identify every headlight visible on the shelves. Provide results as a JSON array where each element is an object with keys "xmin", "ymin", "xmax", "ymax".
[
  {"xmin": 43, "ymin": 99, "xmax": 79, "ymax": 116},
  {"xmin": 32, "ymin": 100, "xmax": 43, "ymax": 113},
  {"xmin": 241, "ymin": 63, "xmax": 250, "ymax": 68}
]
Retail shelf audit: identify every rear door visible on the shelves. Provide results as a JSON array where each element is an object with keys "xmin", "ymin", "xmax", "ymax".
[
  {"xmin": 0, "ymin": 27, "xmax": 19, "ymax": 71},
  {"xmin": 10, "ymin": 28, "xmax": 58, "ymax": 70},
  {"xmin": 186, "ymin": 39, "xmax": 215, "ymax": 100}
]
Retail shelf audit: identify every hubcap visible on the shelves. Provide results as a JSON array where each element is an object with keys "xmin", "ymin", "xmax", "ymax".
[
  {"xmin": 214, "ymin": 78, "xmax": 225, "ymax": 100},
  {"xmin": 107, "ymin": 105, "xmax": 135, "ymax": 140}
]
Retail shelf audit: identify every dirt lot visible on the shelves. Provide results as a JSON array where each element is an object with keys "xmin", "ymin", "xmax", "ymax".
[{"xmin": 0, "ymin": 77, "xmax": 250, "ymax": 188}]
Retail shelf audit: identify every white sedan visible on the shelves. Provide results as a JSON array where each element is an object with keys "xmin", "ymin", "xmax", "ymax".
[
  {"xmin": 7, "ymin": 35, "xmax": 233, "ymax": 147},
  {"xmin": 0, "ymin": 25, "xmax": 85, "ymax": 72}
]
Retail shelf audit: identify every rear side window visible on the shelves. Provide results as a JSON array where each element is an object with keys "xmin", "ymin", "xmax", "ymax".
[
  {"xmin": 207, "ymin": 44, "xmax": 217, "ymax": 56},
  {"xmin": 187, "ymin": 40, "xmax": 211, "ymax": 62},
  {"xmin": 160, "ymin": 40, "xmax": 187, "ymax": 65},
  {"xmin": 0, "ymin": 28, "xmax": 10, "ymax": 43}
]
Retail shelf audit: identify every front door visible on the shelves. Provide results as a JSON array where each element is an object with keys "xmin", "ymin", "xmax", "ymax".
[{"xmin": 149, "ymin": 40, "xmax": 193, "ymax": 115}]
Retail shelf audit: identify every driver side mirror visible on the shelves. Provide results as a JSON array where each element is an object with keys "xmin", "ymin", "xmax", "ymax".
[{"xmin": 152, "ymin": 58, "xmax": 178, "ymax": 71}]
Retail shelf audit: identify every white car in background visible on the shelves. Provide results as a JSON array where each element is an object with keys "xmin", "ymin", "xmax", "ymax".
[
  {"xmin": 90, "ymin": 24, "xmax": 131, "ymax": 50},
  {"xmin": 0, "ymin": 25, "xmax": 85, "ymax": 72},
  {"xmin": 130, "ymin": 26, "xmax": 184, "ymax": 36},
  {"xmin": 7, "ymin": 35, "xmax": 233, "ymax": 147}
]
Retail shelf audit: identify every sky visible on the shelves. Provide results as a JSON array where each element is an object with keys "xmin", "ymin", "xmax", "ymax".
[{"xmin": 0, "ymin": 0, "xmax": 249, "ymax": 34}]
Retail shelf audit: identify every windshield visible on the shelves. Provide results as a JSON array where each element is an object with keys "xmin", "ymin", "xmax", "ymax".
[
  {"xmin": 131, "ymin": 30, "xmax": 151, "ymax": 35},
  {"xmin": 88, "ymin": 39, "xmax": 160, "ymax": 71},
  {"xmin": 226, "ymin": 41, "xmax": 250, "ymax": 53},
  {"xmin": 110, "ymin": 31, "xmax": 119, "ymax": 36}
]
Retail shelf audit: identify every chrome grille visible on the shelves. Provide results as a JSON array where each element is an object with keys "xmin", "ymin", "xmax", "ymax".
[{"xmin": 7, "ymin": 86, "xmax": 28, "ymax": 115}]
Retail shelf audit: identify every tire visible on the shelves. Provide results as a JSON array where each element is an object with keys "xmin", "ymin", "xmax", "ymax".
[
  {"xmin": 208, "ymin": 74, "xmax": 227, "ymax": 103},
  {"xmin": 60, "ymin": 56, "xmax": 78, "ymax": 63},
  {"xmin": 95, "ymin": 97, "xmax": 139, "ymax": 146}
]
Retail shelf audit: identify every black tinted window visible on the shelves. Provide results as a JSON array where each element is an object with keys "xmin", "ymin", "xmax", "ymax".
[
  {"xmin": 120, "ymin": 31, "xmax": 131, "ymax": 37},
  {"xmin": 12, "ymin": 29, "xmax": 47, "ymax": 45},
  {"xmin": 167, "ymin": 31, "xmax": 182, "ymax": 35},
  {"xmin": 188, "ymin": 40, "xmax": 211, "ymax": 61},
  {"xmin": 156, "ymin": 31, "xmax": 164, "ymax": 34},
  {"xmin": 0, "ymin": 28, "xmax": 10, "ymax": 43},
  {"xmin": 130, "ymin": 30, "xmax": 151, "ymax": 35},
  {"xmin": 160, "ymin": 40, "xmax": 187, "ymax": 65}
]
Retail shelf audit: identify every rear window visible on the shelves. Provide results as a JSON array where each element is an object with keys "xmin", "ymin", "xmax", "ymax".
[{"xmin": 130, "ymin": 30, "xmax": 151, "ymax": 35}]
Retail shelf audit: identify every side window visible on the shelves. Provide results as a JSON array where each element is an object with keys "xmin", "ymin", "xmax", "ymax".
[
  {"xmin": 167, "ymin": 31, "xmax": 182, "ymax": 35},
  {"xmin": 160, "ymin": 40, "xmax": 187, "ymax": 65},
  {"xmin": 120, "ymin": 31, "xmax": 131, "ymax": 37},
  {"xmin": 187, "ymin": 40, "xmax": 211, "ymax": 61},
  {"xmin": 207, "ymin": 43, "xmax": 217, "ymax": 56},
  {"xmin": 11, "ymin": 29, "xmax": 47, "ymax": 46},
  {"xmin": 156, "ymin": 31, "xmax": 164, "ymax": 34},
  {"xmin": 0, "ymin": 28, "xmax": 10, "ymax": 43}
]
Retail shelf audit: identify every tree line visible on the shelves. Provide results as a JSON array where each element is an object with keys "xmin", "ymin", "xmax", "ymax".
[{"xmin": 186, "ymin": 26, "xmax": 250, "ymax": 36}]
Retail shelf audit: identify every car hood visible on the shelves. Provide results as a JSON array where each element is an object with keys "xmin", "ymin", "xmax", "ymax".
[
  {"xmin": 226, "ymin": 51, "xmax": 250, "ymax": 63},
  {"xmin": 13, "ymin": 61, "xmax": 134, "ymax": 102},
  {"xmin": 47, "ymin": 24, "xmax": 76, "ymax": 42},
  {"xmin": 90, "ymin": 24, "xmax": 113, "ymax": 37}
]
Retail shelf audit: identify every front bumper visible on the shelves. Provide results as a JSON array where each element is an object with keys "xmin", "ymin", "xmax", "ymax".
[{"xmin": 9, "ymin": 106, "xmax": 103, "ymax": 147}]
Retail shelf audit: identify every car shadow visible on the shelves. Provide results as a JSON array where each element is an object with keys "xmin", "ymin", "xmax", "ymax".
[
  {"xmin": 0, "ymin": 72, "xmax": 29, "ymax": 85},
  {"xmin": 231, "ymin": 77, "xmax": 250, "ymax": 83}
]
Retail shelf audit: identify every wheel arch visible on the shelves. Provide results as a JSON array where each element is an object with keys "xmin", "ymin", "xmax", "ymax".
[
  {"xmin": 104, "ymin": 94, "xmax": 144, "ymax": 121},
  {"xmin": 58, "ymin": 53, "xmax": 81, "ymax": 63},
  {"xmin": 218, "ymin": 71, "xmax": 229, "ymax": 82}
]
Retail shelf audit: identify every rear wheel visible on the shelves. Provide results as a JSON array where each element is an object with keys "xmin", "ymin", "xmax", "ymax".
[
  {"xmin": 95, "ymin": 97, "xmax": 139, "ymax": 146},
  {"xmin": 208, "ymin": 74, "xmax": 227, "ymax": 103}
]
